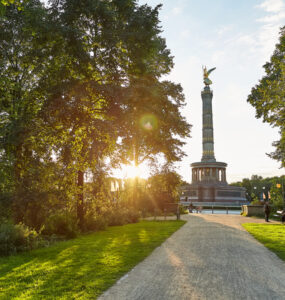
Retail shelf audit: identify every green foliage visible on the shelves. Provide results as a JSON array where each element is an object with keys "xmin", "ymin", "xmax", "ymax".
[
  {"xmin": 0, "ymin": 220, "xmax": 185, "ymax": 299},
  {"xmin": 247, "ymin": 26, "xmax": 285, "ymax": 167},
  {"xmin": 84, "ymin": 214, "xmax": 108, "ymax": 232},
  {"xmin": 231, "ymin": 174, "xmax": 284, "ymax": 206},
  {"xmin": 107, "ymin": 206, "xmax": 140, "ymax": 226},
  {"xmin": 144, "ymin": 168, "xmax": 182, "ymax": 211},
  {"xmin": 243, "ymin": 223, "xmax": 285, "ymax": 261},
  {"xmin": 0, "ymin": 0, "xmax": 27, "ymax": 16},
  {"xmin": 269, "ymin": 177, "xmax": 285, "ymax": 210},
  {"xmin": 250, "ymin": 199, "xmax": 263, "ymax": 205},
  {"xmin": 0, "ymin": 0, "xmax": 190, "ymax": 231},
  {"xmin": 0, "ymin": 221, "xmax": 41, "ymax": 255},
  {"xmin": 0, "ymin": 193, "xmax": 12, "ymax": 221},
  {"xmin": 42, "ymin": 212, "xmax": 78, "ymax": 238},
  {"xmin": 179, "ymin": 206, "xmax": 188, "ymax": 215}
]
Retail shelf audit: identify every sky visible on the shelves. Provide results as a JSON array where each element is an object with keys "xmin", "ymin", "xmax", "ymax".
[{"xmin": 135, "ymin": 0, "xmax": 285, "ymax": 183}]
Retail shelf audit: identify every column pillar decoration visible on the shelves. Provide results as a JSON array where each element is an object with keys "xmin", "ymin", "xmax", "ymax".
[{"xmin": 201, "ymin": 86, "xmax": 216, "ymax": 162}]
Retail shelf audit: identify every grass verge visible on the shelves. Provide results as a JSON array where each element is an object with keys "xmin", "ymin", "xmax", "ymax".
[
  {"xmin": 242, "ymin": 223, "xmax": 285, "ymax": 262},
  {"xmin": 0, "ymin": 220, "xmax": 185, "ymax": 299}
]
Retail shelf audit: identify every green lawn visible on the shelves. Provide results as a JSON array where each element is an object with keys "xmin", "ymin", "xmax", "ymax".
[
  {"xmin": 243, "ymin": 223, "xmax": 285, "ymax": 261},
  {"xmin": 0, "ymin": 220, "xmax": 185, "ymax": 299}
]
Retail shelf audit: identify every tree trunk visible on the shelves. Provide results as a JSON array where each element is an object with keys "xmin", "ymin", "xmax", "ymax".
[{"xmin": 77, "ymin": 170, "xmax": 84, "ymax": 229}]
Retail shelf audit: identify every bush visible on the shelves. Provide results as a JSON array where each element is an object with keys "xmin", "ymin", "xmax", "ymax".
[
  {"xmin": 126, "ymin": 208, "xmax": 140, "ymax": 223},
  {"xmin": 251, "ymin": 199, "xmax": 264, "ymax": 205},
  {"xmin": 179, "ymin": 206, "xmax": 188, "ymax": 215},
  {"xmin": 107, "ymin": 206, "xmax": 140, "ymax": 226},
  {"xmin": 107, "ymin": 207, "xmax": 128, "ymax": 226},
  {"xmin": 42, "ymin": 212, "xmax": 78, "ymax": 238},
  {"xmin": 0, "ymin": 221, "xmax": 41, "ymax": 256},
  {"xmin": 84, "ymin": 214, "xmax": 108, "ymax": 232}
]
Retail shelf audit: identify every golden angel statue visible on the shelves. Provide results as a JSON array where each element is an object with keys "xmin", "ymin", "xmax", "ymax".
[{"xmin": 203, "ymin": 66, "xmax": 216, "ymax": 85}]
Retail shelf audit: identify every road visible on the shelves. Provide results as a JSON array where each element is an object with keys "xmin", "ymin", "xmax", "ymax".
[{"xmin": 99, "ymin": 214, "xmax": 285, "ymax": 300}]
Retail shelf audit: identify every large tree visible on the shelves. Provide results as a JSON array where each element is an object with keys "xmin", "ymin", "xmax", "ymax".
[
  {"xmin": 0, "ymin": 0, "xmax": 191, "ymax": 228},
  {"xmin": 0, "ymin": 0, "xmax": 58, "ymax": 225},
  {"xmin": 46, "ymin": 0, "xmax": 191, "ymax": 218},
  {"xmin": 247, "ymin": 26, "xmax": 285, "ymax": 167}
]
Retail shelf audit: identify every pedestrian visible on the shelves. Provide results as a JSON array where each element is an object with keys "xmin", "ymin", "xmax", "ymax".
[
  {"xmin": 264, "ymin": 202, "xmax": 271, "ymax": 222},
  {"xmin": 189, "ymin": 202, "xmax": 193, "ymax": 213}
]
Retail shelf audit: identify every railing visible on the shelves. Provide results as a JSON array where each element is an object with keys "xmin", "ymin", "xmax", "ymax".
[
  {"xmin": 180, "ymin": 201, "xmax": 248, "ymax": 207},
  {"xmin": 179, "ymin": 201, "xmax": 250, "ymax": 214}
]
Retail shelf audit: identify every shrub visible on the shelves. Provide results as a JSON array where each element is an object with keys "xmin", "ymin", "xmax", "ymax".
[
  {"xmin": 42, "ymin": 212, "xmax": 78, "ymax": 238},
  {"xmin": 179, "ymin": 206, "xmax": 188, "ymax": 215},
  {"xmin": 126, "ymin": 208, "xmax": 140, "ymax": 223},
  {"xmin": 107, "ymin": 207, "xmax": 128, "ymax": 226},
  {"xmin": 0, "ymin": 221, "xmax": 41, "ymax": 256},
  {"xmin": 107, "ymin": 206, "xmax": 140, "ymax": 226},
  {"xmin": 250, "ymin": 199, "xmax": 263, "ymax": 205},
  {"xmin": 84, "ymin": 214, "xmax": 108, "ymax": 232}
]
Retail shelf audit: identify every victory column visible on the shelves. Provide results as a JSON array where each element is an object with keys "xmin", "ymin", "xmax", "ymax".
[{"xmin": 181, "ymin": 67, "xmax": 247, "ymax": 205}]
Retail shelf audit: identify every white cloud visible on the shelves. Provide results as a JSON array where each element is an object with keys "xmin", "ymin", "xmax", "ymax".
[
  {"xmin": 235, "ymin": 34, "xmax": 256, "ymax": 46},
  {"xmin": 257, "ymin": 0, "xmax": 285, "ymax": 13},
  {"xmin": 257, "ymin": 11, "xmax": 285, "ymax": 23},
  {"xmin": 255, "ymin": 0, "xmax": 285, "ymax": 62},
  {"xmin": 257, "ymin": 0, "xmax": 285, "ymax": 25},
  {"xmin": 216, "ymin": 25, "xmax": 233, "ymax": 36}
]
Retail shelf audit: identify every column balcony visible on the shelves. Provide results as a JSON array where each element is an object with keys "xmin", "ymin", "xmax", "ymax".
[{"xmin": 191, "ymin": 161, "xmax": 227, "ymax": 185}]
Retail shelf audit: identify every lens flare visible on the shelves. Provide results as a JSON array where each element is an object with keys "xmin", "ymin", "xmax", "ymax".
[
  {"xmin": 112, "ymin": 162, "xmax": 150, "ymax": 179},
  {"xmin": 139, "ymin": 114, "xmax": 158, "ymax": 131}
]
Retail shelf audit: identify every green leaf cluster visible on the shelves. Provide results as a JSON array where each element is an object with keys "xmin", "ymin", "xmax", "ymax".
[
  {"xmin": 248, "ymin": 26, "xmax": 285, "ymax": 167},
  {"xmin": 231, "ymin": 174, "xmax": 285, "ymax": 209},
  {"xmin": 0, "ymin": 0, "xmax": 191, "ymax": 229}
]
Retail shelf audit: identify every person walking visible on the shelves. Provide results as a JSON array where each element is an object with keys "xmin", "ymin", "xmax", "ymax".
[
  {"xmin": 189, "ymin": 202, "xmax": 194, "ymax": 213},
  {"xmin": 264, "ymin": 202, "xmax": 271, "ymax": 222}
]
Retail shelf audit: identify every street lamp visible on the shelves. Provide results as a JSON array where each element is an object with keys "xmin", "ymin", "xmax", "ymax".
[
  {"xmin": 253, "ymin": 186, "xmax": 266, "ymax": 202},
  {"xmin": 262, "ymin": 186, "xmax": 266, "ymax": 202}
]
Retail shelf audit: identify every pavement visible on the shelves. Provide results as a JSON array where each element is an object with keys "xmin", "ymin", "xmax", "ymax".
[{"xmin": 99, "ymin": 214, "xmax": 285, "ymax": 300}]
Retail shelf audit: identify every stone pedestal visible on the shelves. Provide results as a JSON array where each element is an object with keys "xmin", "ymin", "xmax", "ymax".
[{"xmin": 242, "ymin": 205, "xmax": 264, "ymax": 217}]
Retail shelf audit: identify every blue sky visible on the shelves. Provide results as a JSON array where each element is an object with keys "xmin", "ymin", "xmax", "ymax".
[{"xmin": 137, "ymin": 0, "xmax": 285, "ymax": 183}]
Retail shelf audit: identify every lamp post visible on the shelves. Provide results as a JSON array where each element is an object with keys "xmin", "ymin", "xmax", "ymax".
[
  {"xmin": 262, "ymin": 186, "xmax": 266, "ymax": 202},
  {"xmin": 253, "ymin": 186, "xmax": 265, "ymax": 202}
]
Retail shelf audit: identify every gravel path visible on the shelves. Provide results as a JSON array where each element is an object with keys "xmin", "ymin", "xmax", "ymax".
[{"xmin": 99, "ymin": 214, "xmax": 285, "ymax": 300}]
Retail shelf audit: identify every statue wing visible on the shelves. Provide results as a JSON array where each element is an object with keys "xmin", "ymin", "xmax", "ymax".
[{"xmin": 207, "ymin": 67, "xmax": 216, "ymax": 75}]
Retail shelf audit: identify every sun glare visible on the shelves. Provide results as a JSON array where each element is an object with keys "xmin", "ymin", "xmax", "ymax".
[{"xmin": 112, "ymin": 162, "xmax": 150, "ymax": 179}]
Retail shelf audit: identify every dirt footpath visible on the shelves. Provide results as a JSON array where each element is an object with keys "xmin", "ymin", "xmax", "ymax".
[{"xmin": 99, "ymin": 214, "xmax": 285, "ymax": 300}]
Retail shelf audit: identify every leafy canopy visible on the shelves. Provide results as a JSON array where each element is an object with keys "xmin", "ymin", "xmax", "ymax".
[{"xmin": 247, "ymin": 26, "xmax": 285, "ymax": 167}]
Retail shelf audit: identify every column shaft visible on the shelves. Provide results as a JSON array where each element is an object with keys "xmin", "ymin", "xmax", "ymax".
[{"xmin": 201, "ymin": 87, "xmax": 216, "ymax": 162}]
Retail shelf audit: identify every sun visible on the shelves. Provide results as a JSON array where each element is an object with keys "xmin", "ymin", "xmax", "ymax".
[
  {"xmin": 123, "ymin": 162, "xmax": 150, "ymax": 179},
  {"xmin": 124, "ymin": 164, "xmax": 140, "ymax": 178},
  {"xmin": 112, "ymin": 162, "xmax": 150, "ymax": 179}
]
